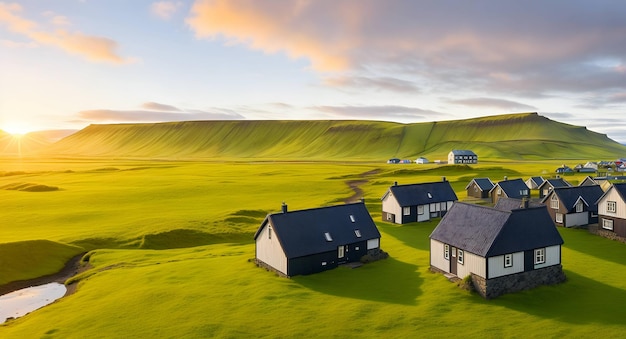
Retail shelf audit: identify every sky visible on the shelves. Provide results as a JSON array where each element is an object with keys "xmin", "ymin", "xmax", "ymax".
[{"xmin": 1, "ymin": 1, "xmax": 625, "ymax": 142}]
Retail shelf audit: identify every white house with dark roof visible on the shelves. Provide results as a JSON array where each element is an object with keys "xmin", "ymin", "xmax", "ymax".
[
  {"xmin": 430, "ymin": 202, "xmax": 565, "ymax": 299},
  {"xmin": 254, "ymin": 201, "xmax": 382, "ymax": 277},
  {"xmin": 448, "ymin": 150, "xmax": 478, "ymax": 164},
  {"xmin": 541, "ymin": 185, "xmax": 603, "ymax": 227},
  {"xmin": 596, "ymin": 183, "xmax": 626, "ymax": 239},
  {"xmin": 538, "ymin": 177, "xmax": 572, "ymax": 198},
  {"xmin": 525, "ymin": 176, "xmax": 545, "ymax": 190},
  {"xmin": 381, "ymin": 179, "xmax": 458, "ymax": 224}
]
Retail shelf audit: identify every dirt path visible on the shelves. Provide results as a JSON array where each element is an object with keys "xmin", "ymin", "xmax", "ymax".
[
  {"xmin": 343, "ymin": 169, "xmax": 381, "ymax": 203},
  {"xmin": 0, "ymin": 253, "xmax": 90, "ymax": 297}
]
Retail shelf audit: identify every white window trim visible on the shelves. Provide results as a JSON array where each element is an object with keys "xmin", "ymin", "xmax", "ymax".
[
  {"xmin": 576, "ymin": 202, "xmax": 583, "ymax": 213},
  {"xmin": 607, "ymin": 201, "xmax": 617, "ymax": 213},
  {"xmin": 556, "ymin": 213, "xmax": 563, "ymax": 223},
  {"xmin": 457, "ymin": 249, "xmax": 464, "ymax": 265},
  {"xmin": 534, "ymin": 248, "xmax": 545, "ymax": 265},
  {"xmin": 354, "ymin": 229, "xmax": 362, "ymax": 238},
  {"xmin": 550, "ymin": 195, "xmax": 559, "ymax": 209},
  {"xmin": 268, "ymin": 225, "xmax": 272, "ymax": 239},
  {"xmin": 417, "ymin": 205, "xmax": 424, "ymax": 215},
  {"xmin": 403, "ymin": 206, "xmax": 411, "ymax": 216},
  {"xmin": 444, "ymin": 244, "xmax": 450, "ymax": 260},
  {"xmin": 602, "ymin": 218, "xmax": 614, "ymax": 231},
  {"xmin": 324, "ymin": 232, "xmax": 333, "ymax": 241},
  {"xmin": 349, "ymin": 215, "xmax": 355, "ymax": 223},
  {"xmin": 504, "ymin": 254, "xmax": 513, "ymax": 268}
]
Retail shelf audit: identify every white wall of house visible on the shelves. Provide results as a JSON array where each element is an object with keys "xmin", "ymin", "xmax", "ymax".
[
  {"xmin": 256, "ymin": 222, "xmax": 288, "ymax": 275},
  {"xmin": 534, "ymin": 245, "xmax": 561, "ymax": 269},
  {"xmin": 418, "ymin": 204, "xmax": 430, "ymax": 222},
  {"xmin": 455, "ymin": 250, "xmax": 486, "ymax": 279},
  {"xmin": 565, "ymin": 212, "xmax": 588, "ymax": 227},
  {"xmin": 598, "ymin": 188, "xmax": 626, "ymax": 218},
  {"xmin": 430, "ymin": 239, "xmax": 448, "ymax": 272},
  {"xmin": 367, "ymin": 238, "xmax": 380, "ymax": 250},
  {"xmin": 487, "ymin": 252, "xmax": 524, "ymax": 279},
  {"xmin": 382, "ymin": 192, "xmax": 402, "ymax": 224}
]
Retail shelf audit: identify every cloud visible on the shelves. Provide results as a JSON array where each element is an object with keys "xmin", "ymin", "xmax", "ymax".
[
  {"xmin": 151, "ymin": 1, "xmax": 183, "ymax": 20},
  {"xmin": 0, "ymin": 3, "xmax": 131, "ymax": 63},
  {"xmin": 323, "ymin": 75, "xmax": 420, "ymax": 93},
  {"xmin": 185, "ymin": 0, "xmax": 626, "ymax": 97},
  {"xmin": 449, "ymin": 98, "xmax": 537, "ymax": 111},
  {"xmin": 77, "ymin": 103, "xmax": 245, "ymax": 122},
  {"xmin": 313, "ymin": 105, "xmax": 445, "ymax": 121}
]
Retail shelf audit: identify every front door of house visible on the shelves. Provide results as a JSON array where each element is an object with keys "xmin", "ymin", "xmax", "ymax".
[
  {"xmin": 338, "ymin": 245, "xmax": 347, "ymax": 263},
  {"xmin": 450, "ymin": 247, "xmax": 458, "ymax": 275}
]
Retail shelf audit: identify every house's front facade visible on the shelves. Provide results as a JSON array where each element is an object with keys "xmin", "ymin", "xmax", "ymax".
[
  {"xmin": 596, "ymin": 183, "xmax": 626, "ymax": 239},
  {"xmin": 541, "ymin": 185, "xmax": 603, "ymax": 227},
  {"xmin": 430, "ymin": 203, "xmax": 565, "ymax": 299},
  {"xmin": 448, "ymin": 150, "xmax": 478, "ymax": 164},
  {"xmin": 415, "ymin": 157, "xmax": 429, "ymax": 164},
  {"xmin": 525, "ymin": 176, "xmax": 545, "ymax": 190},
  {"xmin": 538, "ymin": 178, "xmax": 572, "ymax": 198},
  {"xmin": 254, "ymin": 201, "xmax": 382, "ymax": 277},
  {"xmin": 381, "ymin": 179, "xmax": 458, "ymax": 224},
  {"xmin": 465, "ymin": 178, "xmax": 494, "ymax": 198},
  {"xmin": 490, "ymin": 178, "xmax": 530, "ymax": 204}
]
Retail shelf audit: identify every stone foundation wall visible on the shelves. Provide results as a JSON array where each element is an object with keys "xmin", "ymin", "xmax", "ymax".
[
  {"xmin": 588, "ymin": 224, "xmax": 626, "ymax": 243},
  {"xmin": 253, "ymin": 258, "xmax": 289, "ymax": 278},
  {"xmin": 471, "ymin": 265, "xmax": 566, "ymax": 299}
]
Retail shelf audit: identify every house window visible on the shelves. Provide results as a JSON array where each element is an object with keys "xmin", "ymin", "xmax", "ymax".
[
  {"xmin": 322, "ymin": 262, "xmax": 327, "ymax": 266},
  {"xmin": 417, "ymin": 205, "xmax": 424, "ymax": 215},
  {"xmin": 550, "ymin": 195, "xmax": 559, "ymax": 209},
  {"xmin": 444, "ymin": 244, "xmax": 450, "ymax": 260},
  {"xmin": 386, "ymin": 213, "xmax": 392, "ymax": 221},
  {"xmin": 354, "ymin": 229, "xmax": 362, "ymax": 238},
  {"xmin": 497, "ymin": 188, "xmax": 502, "ymax": 195},
  {"xmin": 535, "ymin": 248, "xmax": 545, "ymax": 264},
  {"xmin": 602, "ymin": 219, "xmax": 614, "ymax": 230},
  {"xmin": 474, "ymin": 185, "xmax": 478, "ymax": 192},
  {"xmin": 338, "ymin": 246, "xmax": 345, "ymax": 258},
  {"xmin": 556, "ymin": 213, "xmax": 563, "ymax": 223},
  {"xmin": 403, "ymin": 207, "xmax": 411, "ymax": 216},
  {"xmin": 576, "ymin": 202, "xmax": 583, "ymax": 213},
  {"xmin": 458, "ymin": 250, "xmax": 464, "ymax": 265},
  {"xmin": 543, "ymin": 189, "xmax": 549, "ymax": 196},
  {"xmin": 324, "ymin": 232, "xmax": 333, "ymax": 241},
  {"xmin": 504, "ymin": 254, "xmax": 513, "ymax": 268},
  {"xmin": 427, "ymin": 192, "xmax": 433, "ymax": 199},
  {"xmin": 607, "ymin": 201, "xmax": 617, "ymax": 213},
  {"xmin": 268, "ymin": 226, "xmax": 272, "ymax": 239},
  {"xmin": 349, "ymin": 215, "xmax": 355, "ymax": 223},
  {"xmin": 520, "ymin": 189, "xmax": 528, "ymax": 196}
]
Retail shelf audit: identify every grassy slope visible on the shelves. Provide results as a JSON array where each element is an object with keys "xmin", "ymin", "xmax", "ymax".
[
  {"xmin": 1, "ymin": 160, "xmax": 625, "ymax": 337},
  {"xmin": 41, "ymin": 113, "xmax": 626, "ymax": 160}
]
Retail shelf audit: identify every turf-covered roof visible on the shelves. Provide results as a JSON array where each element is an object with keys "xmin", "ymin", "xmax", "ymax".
[
  {"xmin": 382, "ymin": 181, "xmax": 458, "ymax": 206},
  {"xmin": 465, "ymin": 178, "xmax": 494, "ymax": 191},
  {"xmin": 430, "ymin": 202, "xmax": 563, "ymax": 257},
  {"xmin": 541, "ymin": 185, "xmax": 604, "ymax": 212},
  {"xmin": 254, "ymin": 202, "xmax": 381, "ymax": 259}
]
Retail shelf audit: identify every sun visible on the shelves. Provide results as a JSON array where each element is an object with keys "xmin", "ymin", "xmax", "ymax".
[{"xmin": 1, "ymin": 122, "xmax": 33, "ymax": 136}]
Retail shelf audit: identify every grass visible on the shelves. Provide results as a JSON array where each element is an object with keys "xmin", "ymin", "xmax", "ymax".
[{"xmin": 0, "ymin": 158, "xmax": 625, "ymax": 337}]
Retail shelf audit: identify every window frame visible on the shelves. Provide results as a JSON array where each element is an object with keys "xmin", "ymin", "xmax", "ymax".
[
  {"xmin": 504, "ymin": 254, "xmax": 513, "ymax": 268},
  {"xmin": 607, "ymin": 201, "xmax": 617, "ymax": 213},
  {"xmin": 555, "ymin": 213, "xmax": 563, "ymax": 223},
  {"xmin": 534, "ymin": 248, "xmax": 545, "ymax": 265},
  {"xmin": 417, "ymin": 205, "xmax": 424, "ymax": 215},
  {"xmin": 403, "ymin": 206, "xmax": 411, "ymax": 216},
  {"xmin": 354, "ymin": 229, "xmax": 362, "ymax": 238},
  {"xmin": 444, "ymin": 244, "xmax": 450, "ymax": 260},
  {"xmin": 324, "ymin": 232, "xmax": 333, "ymax": 242},
  {"xmin": 550, "ymin": 195, "xmax": 559, "ymax": 209},
  {"xmin": 576, "ymin": 202, "xmax": 584, "ymax": 213},
  {"xmin": 602, "ymin": 218, "xmax": 614, "ymax": 230},
  {"xmin": 457, "ymin": 249, "xmax": 464, "ymax": 265}
]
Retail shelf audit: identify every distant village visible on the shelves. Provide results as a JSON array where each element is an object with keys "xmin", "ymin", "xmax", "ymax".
[{"xmin": 254, "ymin": 149, "xmax": 626, "ymax": 299}]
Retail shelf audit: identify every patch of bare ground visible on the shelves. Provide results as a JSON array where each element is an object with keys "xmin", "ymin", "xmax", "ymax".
[
  {"xmin": 343, "ymin": 169, "xmax": 382, "ymax": 203},
  {"xmin": 0, "ymin": 253, "xmax": 91, "ymax": 297}
]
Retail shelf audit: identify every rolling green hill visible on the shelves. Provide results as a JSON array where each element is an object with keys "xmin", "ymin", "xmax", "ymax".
[{"xmin": 41, "ymin": 113, "xmax": 626, "ymax": 160}]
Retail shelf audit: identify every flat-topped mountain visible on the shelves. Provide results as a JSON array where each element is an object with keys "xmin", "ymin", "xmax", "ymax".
[{"xmin": 28, "ymin": 113, "xmax": 626, "ymax": 160}]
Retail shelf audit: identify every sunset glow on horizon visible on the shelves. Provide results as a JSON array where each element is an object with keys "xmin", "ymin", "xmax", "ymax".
[{"xmin": 1, "ymin": 1, "xmax": 626, "ymax": 142}]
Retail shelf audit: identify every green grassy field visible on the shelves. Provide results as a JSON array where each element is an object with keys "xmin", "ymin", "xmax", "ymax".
[{"xmin": 1, "ymin": 158, "xmax": 625, "ymax": 337}]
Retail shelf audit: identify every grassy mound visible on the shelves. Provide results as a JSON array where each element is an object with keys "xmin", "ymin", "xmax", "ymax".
[
  {"xmin": 1, "ymin": 182, "xmax": 59, "ymax": 192},
  {"xmin": 0, "ymin": 240, "xmax": 84, "ymax": 285}
]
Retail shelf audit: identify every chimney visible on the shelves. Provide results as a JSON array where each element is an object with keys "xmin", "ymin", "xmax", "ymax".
[
  {"xmin": 442, "ymin": 176, "xmax": 447, "ymax": 182},
  {"xmin": 504, "ymin": 176, "xmax": 508, "ymax": 181},
  {"xmin": 281, "ymin": 202, "xmax": 287, "ymax": 213},
  {"xmin": 394, "ymin": 181, "xmax": 398, "ymax": 186},
  {"xmin": 360, "ymin": 197, "xmax": 365, "ymax": 204},
  {"xmin": 521, "ymin": 197, "xmax": 529, "ymax": 209},
  {"xmin": 556, "ymin": 175, "xmax": 560, "ymax": 179}
]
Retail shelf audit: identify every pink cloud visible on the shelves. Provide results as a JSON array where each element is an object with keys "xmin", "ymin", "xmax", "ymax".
[{"xmin": 151, "ymin": 1, "xmax": 183, "ymax": 20}]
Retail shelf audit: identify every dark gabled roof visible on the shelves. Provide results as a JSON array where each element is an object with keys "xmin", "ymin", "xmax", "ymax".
[
  {"xmin": 450, "ymin": 150, "xmax": 476, "ymax": 156},
  {"xmin": 540, "ymin": 178, "xmax": 572, "ymax": 189},
  {"xmin": 430, "ymin": 203, "xmax": 563, "ymax": 257},
  {"xmin": 382, "ymin": 181, "xmax": 458, "ymax": 206},
  {"xmin": 541, "ymin": 185, "xmax": 604, "ymax": 213},
  {"xmin": 254, "ymin": 202, "xmax": 380, "ymax": 259},
  {"xmin": 579, "ymin": 176, "xmax": 598, "ymax": 186},
  {"xmin": 494, "ymin": 197, "xmax": 543, "ymax": 211},
  {"xmin": 596, "ymin": 182, "xmax": 626, "ymax": 205},
  {"xmin": 465, "ymin": 177, "xmax": 494, "ymax": 191},
  {"xmin": 528, "ymin": 176, "xmax": 545, "ymax": 186},
  {"xmin": 490, "ymin": 178, "xmax": 528, "ymax": 198}
]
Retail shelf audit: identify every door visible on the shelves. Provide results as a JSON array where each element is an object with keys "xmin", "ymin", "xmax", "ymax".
[
  {"xmin": 450, "ymin": 247, "xmax": 458, "ymax": 275},
  {"xmin": 338, "ymin": 245, "xmax": 347, "ymax": 263}
]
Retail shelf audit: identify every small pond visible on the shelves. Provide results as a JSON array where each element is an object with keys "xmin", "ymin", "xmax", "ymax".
[{"xmin": 0, "ymin": 282, "xmax": 66, "ymax": 324}]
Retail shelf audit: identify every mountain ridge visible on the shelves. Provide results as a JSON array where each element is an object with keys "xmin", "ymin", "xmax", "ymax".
[{"xmin": 11, "ymin": 112, "xmax": 626, "ymax": 160}]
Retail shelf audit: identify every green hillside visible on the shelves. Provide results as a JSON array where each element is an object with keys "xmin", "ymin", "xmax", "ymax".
[{"xmin": 41, "ymin": 113, "xmax": 626, "ymax": 160}]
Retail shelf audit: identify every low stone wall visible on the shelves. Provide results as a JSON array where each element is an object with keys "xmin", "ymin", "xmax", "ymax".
[
  {"xmin": 471, "ymin": 265, "xmax": 566, "ymax": 299},
  {"xmin": 588, "ymin": 225, "xmax": 626, "ymax": 243}
]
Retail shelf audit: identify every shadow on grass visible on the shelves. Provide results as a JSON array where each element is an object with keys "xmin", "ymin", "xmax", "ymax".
[
  {"xmin": 293, "ymin": 257, "xmax": 421, "ymax": 305},
  {"xmin": 559, "ymin": 228, "xmax": 626, "ymax": 267},
  {"xmin": 496, "ymin": 270, "xmax": 626, "ymax": 325},
  {"xmin": 376, "ymin": 221, "xmax": 437, "ymax": 252}
]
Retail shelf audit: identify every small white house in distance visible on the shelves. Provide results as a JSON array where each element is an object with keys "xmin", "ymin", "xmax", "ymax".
[
  {"xmin": 430, "ymin": 202, "xmax": 565, "ymax": 299},
  {"xmin": 415, "ymin": 157, "xmax": 429, "ymax": 164},
  {"xmin": 448, "ymin": 150, "xmax": 478, "ymax": 164},
  {"xmin": 381, "ymin": 179, "xmax": 458, "ymax": 224}
]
